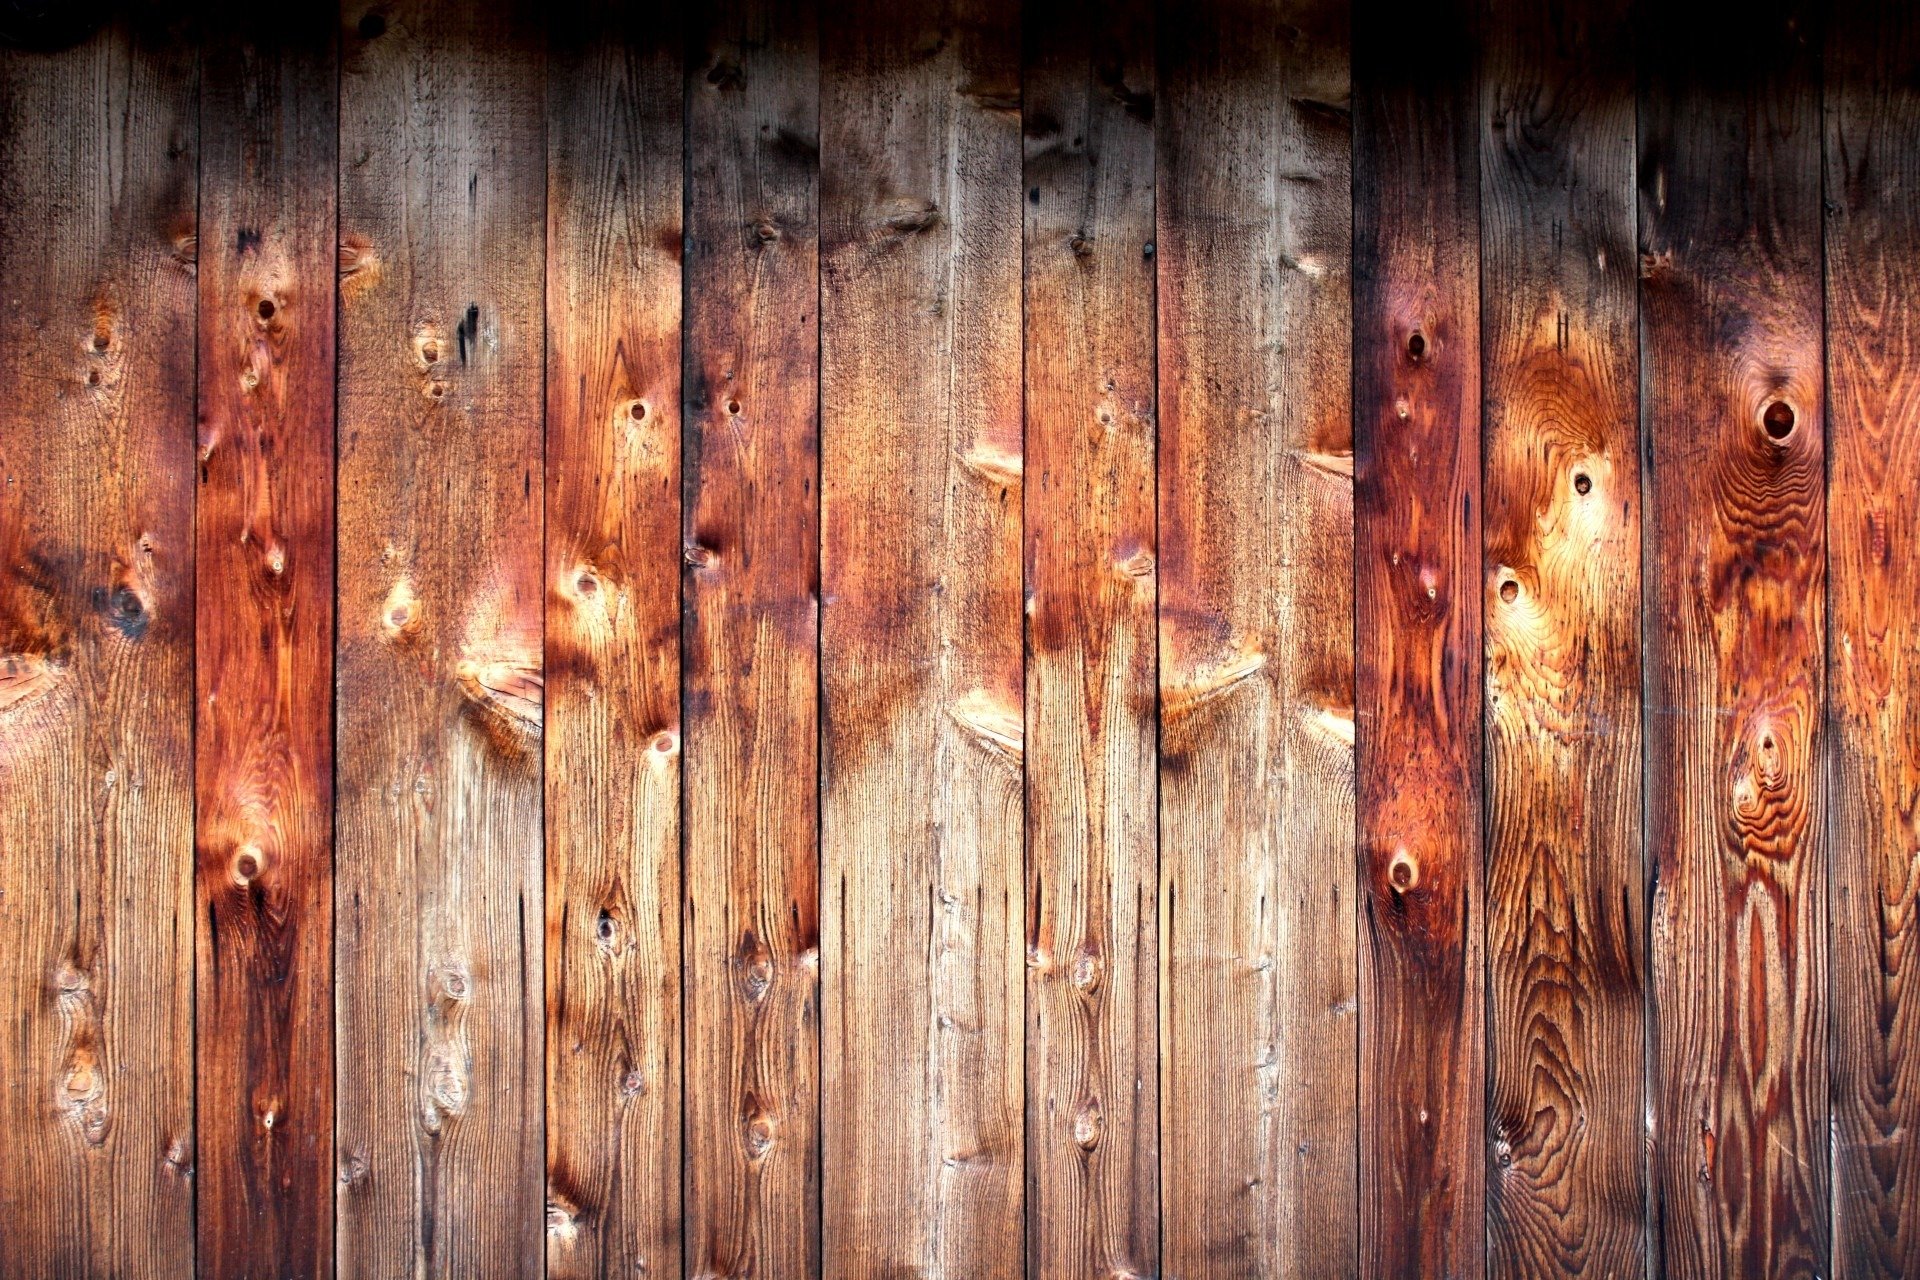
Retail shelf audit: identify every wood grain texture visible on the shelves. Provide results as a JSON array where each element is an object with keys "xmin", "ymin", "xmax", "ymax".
[
  {"xmin": 544, "ymin": 6, "xmax": 682, "ymax": 1278},
  {"xmin": 194, "ymin": 9, "xmax": 337, "ymax": 1278},
  {"xmin": 1023, "ymin": 1, "xmax": 1157, "ymax": 1275},
  {"xmin": 1479, "ymin": 1, "xmax": 1644, "ymax": 1275},
  {"xmin": 1155, "ymin": 1, "xmax": 1356, "ymax": 1276},
  {"xmin": 334, "ymin": 4, "xmax": 546, "ymax": 1275},
  {"xmin": 684, "ymin": 2, "xmax": 821, "ymax": 1275},
  {"xmin": 1827, "ymin": 3, "xmax": 1920, "ymax": 1275},
  {"xmin": 0, "ymin": 18, "xmax": 198, "ymax": 1278},
  {"xmin": 819, "ymin": 0, "xmax": 1024, "ymax": 1273},
  {"xmin": 1639, "ymin": 4, "xmax": 1828, "ymax": 1275},
  {"xmin": 1352, "ymin": 2, "xmax": 1482, "ymax": 1275}
]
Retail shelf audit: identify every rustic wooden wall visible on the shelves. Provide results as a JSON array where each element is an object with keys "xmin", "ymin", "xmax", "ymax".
[{"xmin": 2, "ymin": 1, "xmax": 1917, "ymax": 1277}]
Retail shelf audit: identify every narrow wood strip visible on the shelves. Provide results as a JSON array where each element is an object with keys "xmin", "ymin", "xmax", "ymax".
[
  {"xmin": 1479, "ymin": 0, "xmax": 1645, "ymax": 1274},
  {"xmin": 545, "ymin": 5, "xmax": 684, "ymax": 1277},
  {"xmin": 684, "ymin": 1, "xmax": 822, "ymax": 1275},
  {"xmin": 820, "ymin": 0, "xmax": 1024, "ymax": 1272},
  {"xmin": 1156, "ymin": 0, "xmax": 1357, "ymax": 1275},
  {"xmin": 0, "ymin": 18, "xmax": 198, "ymax": 1277},
  {"xmin": 1023, "ymin": 0, "xmax": 1157, "ymax": 1275},
  {"xmin": 1352, "ymin": 2, "xmax": 1484, "ymax": 1275},
  {"xmin": 335, "ymin": 4, "xmax": 547, "ymax": 1274},
  {"xmin": 194, "ymin": 10, "xmax": 338, "ymax": 1277},
  {"xmin": 1640, "ymin": 3, "xmax": 1829, "ymax": 1274},
  {"xmin": 1826, "ymin": 2, "xmax": 1920, "ymax": 1275}
]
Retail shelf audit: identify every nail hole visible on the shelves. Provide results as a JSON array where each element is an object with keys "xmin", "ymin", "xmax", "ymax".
[
  {"xmin": 1499, "ymin": 580, "xmax": 1519, "ymax": 603},
  {"xmin": 1407, "ymin": 331, "xmax": 1426, "ymax": 360},
  {"xmin": 257, "ymin": 299, "xmax": 275, "ymax": 320},
  {"xmin": 1573, "ymin": 472, "xmax": 1591, "ymax": 495},
  {"xmin": 1763, "ymin": 400, "xmax": 1795, "ymax": 440},
  {"xmin": 357, "ymin": 12, "xmax": 386, "ymax": 38}
]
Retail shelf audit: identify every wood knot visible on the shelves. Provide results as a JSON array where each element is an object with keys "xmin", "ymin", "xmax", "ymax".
[
  {"xmin": 1762, "ymin": 399, "xmax": 1795, "ymax": 441},
  {"xmin": 230, "ymin": 843, "xmax": 265, "ymax": 887},
  {"xmin": 736, "ymin": 931, "xmax": 774, "ymax": 1005},
  {"xmin": 1387, "ymin": 846, "xmax": 1419, "ymax": 893},
  {"xmin": 1069, "ymin": 945, "xmax": 1103, "ymax": 993},
  {"xmin": 742, "ymin": 1096, "xmax": 777, "ymax": 1162},
  {"xmin": 1406, "ymin": 330, "xmax": 1427, "ymax": 362},
  {"xmin": 1072, "ymin": 1097, "xmax": 1104, "ymax": 1151}
]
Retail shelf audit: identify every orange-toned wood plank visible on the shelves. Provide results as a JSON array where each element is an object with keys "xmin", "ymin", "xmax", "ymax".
[
  {"xmin": 1480, "ymin": 0, "xmax": 1645, "ymax": 1274},
  {"xmin": 194, "ymin": 10, "xmax": 338, "ymax": 1278},
  {"xmin": 0, "ymin": 18, "xmax": 198, "ymax": 1278},
  {"xmin": 334, "ymin": 4, "xmax": 546, "ymax": 1274},
  {"xmin": 544, "ymin": 6, "xmax": 684, "ymax": 1277},
  {"xmin": 819, "ymin": 0, "xmax": 1024, "ymax": 1272},
  {"xmin": 1023, "ymin": 1, "xmax": 1157, "ymax": 1276},
  {"xmin": 1641, "ymin": 4, "xmax": 1828, "ymax": 1274},
  {"xmin": 1353, "ymin": 3, "xmax": 1483, "ymax": 1275},
  {"xmin": 1156, "ymin": 1, "xmax": 1356, "ymax": 1275},
  {"xmin": 684, "ymin": 2, "xmax": 822, "ymax": 1276},
  {"xmin": 1829, "ymin": 5, "xmax": 1920, "ymax": 1275}
]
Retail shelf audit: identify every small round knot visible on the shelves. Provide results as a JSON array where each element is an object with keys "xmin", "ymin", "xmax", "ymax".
[{"xmin": 1762, "ymin": 399, "xmax": 1795, "ymax": 440}]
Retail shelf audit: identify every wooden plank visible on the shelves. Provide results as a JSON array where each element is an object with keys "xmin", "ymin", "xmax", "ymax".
[
  {"xmin": 0, "ymin": 18, "xmax": 198, "ymax": 1279},
  {"xmin": 544, "ymin": 5, "xmax": 683, "ymax": 1277},
  {"xmin": 819, "ymin": 0, "xmax": 1023, "ymax": 1272},
  {"xmin": 1023, "ymin": 1, "xmax": 1157, "ymax": 1276},
  {"xmin": 1640, "ymin": 4, "xmax": 1829, "ymax": 1274},
  {"xmin": 334, "ymin": 4, "xmax": 546, "ymax": 1275},
  {"xmin": 1155, "ymin": 1, "xmax": 1355, "ymax": 1276},
  {"xmin": 1351, "ymin": 2, "xmax": 1483, "ymax": 1276},
  {"xmin": 1479, "ymin": 1, "xmax": 1644, "ymax": 1275},
  {"xmin": 684, "ymin": 2, "xmax": 822, "ymax": 1277},
  {"xmin": 1827, "ymin": 3, "xmax": 1920, "ymax": 1275},
  {"xmin": 193, "ymin": 9, "xmax": 338, "ymax": 1278}
]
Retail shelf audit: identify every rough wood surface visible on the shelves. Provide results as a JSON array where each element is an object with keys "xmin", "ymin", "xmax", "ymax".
[
  {"xmin": 1156, "ymin": 1, "xmax": 1357, "ymax": 1276},
  {"xmin": 819, "ymin": 0, "xmax": 1025, "ymax": 1273},
  {"xmin": 0, "ymin": 18, "xmax": 199, "ymax": 1278},
  {"xmin": 1479, "ymin": 1, "xmax": 1645, "ymax": 1275},
  {"xmin": 1640, "ymin": 4, "xmax": 1829, "ymax": 1275},
  {"xmin": 1353, "ymin": 3, "xmax": 1484, "ymax": 1276},
  {"xmin": 334, "ymin": 4, "xmax": 546, "ymax": 1275},
  {"xmin": 1022, "ymin": 1, "xmax": 1157, "ymax": 1275},
  {"xmin": 544, "ymin": 6, "xmax": 683, "ymax": 1278},
  {"xmin": 684, "ymin": 2, "xmax": 822, "ymax": 1275},
  {"xmin": 194, "ymin": 10, "xmax": 337, "ymax": 1278},
  {"xmin": 1827, "ymin": 3, "xmax": 1920, "ymax": 1275}
]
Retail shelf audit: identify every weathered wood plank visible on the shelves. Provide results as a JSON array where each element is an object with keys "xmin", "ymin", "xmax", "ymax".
[
  {"xmin": 194, "ymin": 10, "xmax": 337, "ymax": 1278},
  {"xmin": 1023, "ymin": 1, "xmax": 1157, "ymax": 1275},
  {"xmin": 1156, "ymin": 1, "xmax": 1355, "ymax": 1276},
  {"xmin": 544, "ymin": 6, "xmax": 683, "ymax": 1277},
  {"xmin": 1827, "ymin": 3, "xmax": 1920, "ymax": 1275},
  {"xmin": 0, "ymin": 18, "xmax": 198, "ymax": 1278},
  {"xmin": 1479, "ymin": 1, "xmax": 1644, "ymax": 1275},
  {"xmin": 1352, "ymin": 3, "xmax": 1483, "ymax": 1276},
  {"xmin": 334, "ymin": 4, "xmax": 546, "ymax": 1275},
  {"xmin": 820, "ymin": 0, "xmax": 1024, "ymax": 1272},
  {"xmin": 684, "ymin": 2, "xmax": 821, "ymax": 1276},
  {"xmin": 1640, "ymin": 4, "xmax": 1828, "ymax": 1275}
]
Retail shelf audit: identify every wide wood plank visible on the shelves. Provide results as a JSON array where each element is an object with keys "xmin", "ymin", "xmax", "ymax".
[
  {"xmin": 1479, "ymin": 1, "xmax": 1644, "ymax": 1275},
  {"xmin": 1827, "ymin": 3, "xmax": 1920, "ymax": 1275},
  {"xmin": 544, "ymin": 6, "xmax": 683, "ymax": 1277},
  {"xmin": 1156, "ymin": 1, "xmax": 1356, "ymax": 1276},
  {"xmin": 194, "ymin": 10, "xmax": 337, "ymax": 1278},
  {"xmin": 1023, "ymin": 1, "xmax": 1157, "ymax": 1275},
  {"xmin": 0, "ymin": 19, "xmax": 198, "ymax": 1278},
  {"xmin": 334, "ymin": 4, "xmax": 546, "ymax": 1274},
  {"xmin": 1352, "ymin": 2, "xmax": 1483, "ymax": 1275},
  {"xmin": 819, "ymin": 0, "xmax": 1024, "ymax": 1272},
  {"xmin": 1640, "ymin": 4, "xmax": 1828, "ymax": 1275},
  {"xmin": 684, "ymin": 2, "xmax": 821, "ymax": 1275}
]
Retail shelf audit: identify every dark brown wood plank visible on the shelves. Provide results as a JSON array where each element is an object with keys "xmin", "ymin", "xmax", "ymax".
[
  {"xmin": 334, "ymin": 4, "xmax": 546, "ymax": 1274},
  {"xmin": 544, "ymin": 6, "xmax": 683, "ymax": 1277},
  {"xmin": 1352, "ymin": 2, "xmax": 1483, "ymax": 1275},
  {"xmin": 684, "ymin": 2, "xmax": 821, "ymax": 1276},
  {"xmin": 1023, "ymin": 1, "xmax": 1157, "ymax": 1275},
  {"xmin": 819, "ymin": 0, "xmax": 1024, "ymax": 1272},
  {"xmin": 1155, "ymin": 1, "xmax": 1355, "ymax": 1275},
  {"xmin": 1479, "ymin": 0, "xmax": 1645, "ymax": 1274},
  {"xmin": 193, "ymin": 10, "xmax": 337, "ymax": 1278},
  {"xmin": 1640, "ymin": 3, "xmax": 1829, "ymax": 1275},
  {"xmin": 0, "ymin": 17, "xmax": 198, "ymax": 1278},
  {"xmin": 1827, "ymin": 2, "xmax": 1920, "ymax": 1275}
]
